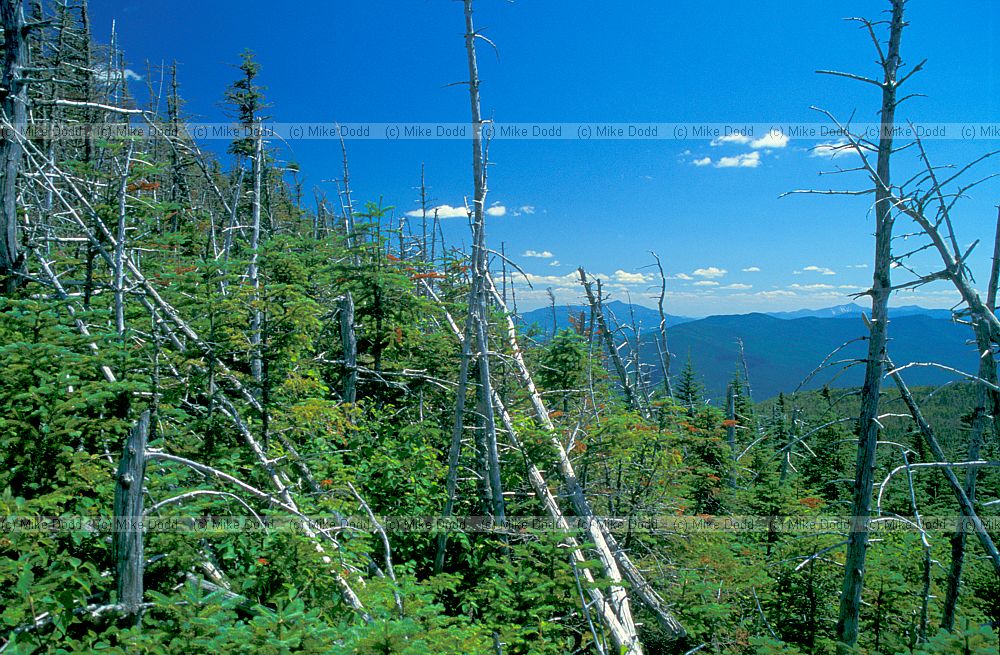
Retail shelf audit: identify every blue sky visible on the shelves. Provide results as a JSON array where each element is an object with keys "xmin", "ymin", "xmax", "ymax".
[{"xmin": 91, "ymin": 1, "xmax": 999, "ymax": 314}]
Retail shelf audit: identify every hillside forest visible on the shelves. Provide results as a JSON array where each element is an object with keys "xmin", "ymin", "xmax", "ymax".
[{"xmin": 0, "ymin": 1, "xmax": 999, "ymax": 654}]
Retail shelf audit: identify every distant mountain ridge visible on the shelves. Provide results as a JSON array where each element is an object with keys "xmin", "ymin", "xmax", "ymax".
[
  {"xmin": 519, "ymin": 300, "xmax": 692, "ymax": 335},
  {"xmin": 766, "ymin": 303, "xmax": 953, "ymax": 320},
  {"xmin": 645, "ymin": 312, "xmax": 971, "ymax": 401},
  {"xmin": 520, "ymin": 301, "xmax": 953, "ymax": 334},
  {"xmin": 520, "ymin": 302, "xmax": 966, "ymax": 401}
]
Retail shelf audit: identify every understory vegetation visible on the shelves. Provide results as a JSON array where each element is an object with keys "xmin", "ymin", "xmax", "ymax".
[{"xmin": 0, "ymin": 1, "xmax": 998, "ymax": 654}]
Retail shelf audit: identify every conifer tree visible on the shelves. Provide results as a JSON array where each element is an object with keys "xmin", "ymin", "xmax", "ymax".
[{"xmin": 675, "ymin": 354, "xmax": 703, "ymax": 416}]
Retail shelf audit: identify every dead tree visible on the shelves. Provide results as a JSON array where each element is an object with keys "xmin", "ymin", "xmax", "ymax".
[
  {"xmin": 789, "ymin": 2, "xmax": 908, "ymax": 649},
  {"xmin": 113, "ymin": 411, "xmax": 150, "ymax": 624},
  {"xmin": 650, "ymin": 252, "xmax": 673, "ymax": 397},
  {"xmin": 340, "ymin": 291, "xmax": 358, "ymax": 403},
  {"xmin": 579, "ymin": 267, "xmax": 642, "ymax": 412},
  {"xmin": 462, "ymin": 0, "xmax": 504, "ymax": 521},
  {"xmin": 0, "ymin": 0, "xmax": 29, "ymax": 290},
  {"xmin": 725, "ymin": 383, "xmax": 738, "ymax": 488},
  {"xmin": 485, "ymin": 273, "xmax": 687, "ymax": 644},
  {"xmin": 436, "ymin": 0, "xmax": 505, "ymax": 571},
  {"xmin": 940, "ymin": 317, "xmax": 998, "ymax": 630},
  {"xmin": 886, "ymin": 355, "xmax": 1000, "ymax": 576}
]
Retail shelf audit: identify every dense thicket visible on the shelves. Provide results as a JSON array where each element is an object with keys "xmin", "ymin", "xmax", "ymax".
[{"xmin": 0, "ymin": 1, "xmax": 997, "ymax": 654}]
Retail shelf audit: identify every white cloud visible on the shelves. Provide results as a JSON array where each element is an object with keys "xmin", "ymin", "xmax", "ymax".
[
  {"xmin": 742, "ymin": 266, "xmax": 761, "ymax": 273},
  {"xmin": 692, "ymin": 266, "xmax": 727, "ymax": 279},
  {"xmin": 811, "ymin": 140, "xmax": 851, "ymax": 159},
  {"xmin": 513, "ymin": 205, "xmax": 536, "ymax": 216},
  {"xmin": 722, "ymin": 283, "xmax": 752, "ymax": 290},
  {"xmin": 405, "ymin": 203, "xmax": 468, "ymax": 219},
  {"xmin": 694, "ymin": 280, "xmax": 719, "ymax": 287},
  {"xmin": 751, "ymin": 130, "xmax": 789, "ymax": 149},
  {"xmin": 757, "ymin": 290, "xmax": 797, "ymax": 298},
  {"xmin": 524, "ymin": 272, "xmax": 581, "ymax": 287},
  {"xmin": 614, "ymin": 270, "xmax": 651, "ymax": 284},
  {"xmin": 798, "ymin": 265, "xmax": 836, "ymax": 276},
  {"xmin": 522, "ymin": 249, "xmax": 554, "ymax": 259},
  {"xmin": 711, "ymin": 133, "xmax": 752, "ymax": 146},
  {"xmin": 846, "ymin": 263, "xmax": 869, "ymax": 269},
  {"xmin": 675, "ymin": 273, "xmax": 693, "ymax": 280},
  {"xmin": 790, "ymin": 283, "xmax": 836, "ymax": 290},
  {"xmin": 403, "ymin": 202, "xmax": 506, "ymax": 218},
  {"xmin": 716, "ymin": 151, "xmax": 760, "ymax": 168},
  {"xmin": 95, "ymin": 67, "xmax": 143, "ymax": 83},
  {"xmin": 549, "ymin": 260, "xmax": 560, "ymax": 267},
  {"xmin": 692, "ymin": 157, "xmax": 713, "ymax": 167}
]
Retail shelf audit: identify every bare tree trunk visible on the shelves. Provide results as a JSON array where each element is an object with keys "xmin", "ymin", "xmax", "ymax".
[
  {"xmin": 435, "ymin": 0, "xmax": 506, "ymax": 568},
  {"xmin": 836, "ymin": 3, "xmax": 905, "ymax": 650},
  {"xmin": 339, "ymin": 292, "xmax": 357, "ymax": 404},
  {"xmin": 462, "ymin": 0, "xmax": 503, "ymax": 521},
  {"xmin": 113, "ymin": 411, "xmax": 149, "ymax": 625},
  {"xmin": 941, "ymin": 319, "xmax": 998, "ymax": 630},
  {"xmin": 726, "ymin": 383, "xmax": 738, "ymax": 488},
  {"xmin": 249, "ymin": 131, "xmax": 264, "ymax": 383},
  {"xmin": 650, "ymin": 252, "xmax": 673, "ymax": 397},
  {"xmin": 0, "ymin": 0, "xmax": 29, "ymax": 290},
  {"xmin": 114, "ymin": 142, "xmax": 134, "ymax": 337}
]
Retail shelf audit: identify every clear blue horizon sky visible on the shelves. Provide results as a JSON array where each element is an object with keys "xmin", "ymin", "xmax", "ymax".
[{"xmin": 90, "ymin": 1, "xmax": 999, "ymax": 314}]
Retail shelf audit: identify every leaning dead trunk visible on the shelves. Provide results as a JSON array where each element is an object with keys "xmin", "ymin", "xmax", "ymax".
[
  {"xmin": 579, "ymin": 267, "xmax": 642, "ymax": 411},
  {"xmin": 940, "ymin": 318, "xmax": 999, "ymax": 630},
  {"xmin": 486, "ymin": 272, "xmax": 686, "ymax": 643}
]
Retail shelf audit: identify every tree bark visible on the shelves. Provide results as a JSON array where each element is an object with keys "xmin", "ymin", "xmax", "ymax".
[
  {"xmin": 339, "ymin": 292, "xmax": 357, "ymax": 404},
  {"xmin": 113, "ymin": 411, "xmax": 150, "ymax": 625},
  {"xmin": 0, "ymin": 0, "xmax": 29, "ymax": 291},
  {"xmin": 836, "ymin": 3, "xmax": 904, "ymax": 650}
]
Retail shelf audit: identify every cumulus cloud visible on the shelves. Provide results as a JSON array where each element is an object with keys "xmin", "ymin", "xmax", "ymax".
[
  {"xmin": 797, "ymin": 265, "xmax": 836, "ymax": 276},
  {"xmin": 790, "ymin": 283, "xmax": 835, "ymax": 290},
  {"xmin": 694, "ymin": 280, "xmax": 719, "ymax": 287},
  {"xmin": 405, "ymin": 203, "xmax": 468, "ymax": 219},
  {"xmin": 549, "ymin": 260, "xmax": 560, "ymax": 267},
  {"xmin": 715, "ymin": 151, "xmax": 760, "ymax": 168},
  {"xmin": 525, "ymin": 272, "xmax": 580, "ymax": 287},
  {"xmin": 757, "ymin": 290, "xmax": 796, "ymax": 298},
  {"xmin": 486, "ymin": 203, "xmax": 507, "ymax": 217},
  {"xmin": 692, "ymin": 157, "xmax": 713, "ymax": 167},
  {"xmin": 742, "ymin": 266, "xmax": 761, "ymax": 273},
  {"xmin": 675, "ymin": 273, "xmax": 693, "ymax": 280},
  {"xmin": 614, "ymin": 270, "xmax": 651, "ymax": 284},
  {"xmin": 692, "ymin": 266, "xmax": 727, "ymax": 279},
  {"xmin": 811, "ymin": 140, "xmax": 851, "ymax": 159},
  {"xmin": 711, "ymin": 133, "xmax": 752, "ymax": 146},
  {"xmin": 751, "ymin": 130, "xmax": 789, "ymax": 149},
  {"xmin": 522, "ymin": 249, "xmax": 554, "ymax": 259},
  {"xmin": 722, "ymin": 283, "xmax": 752, "ymax": 290},
  {"xmin": 513, "ymin": 205, "xmax": 535, "ymax": 216}
]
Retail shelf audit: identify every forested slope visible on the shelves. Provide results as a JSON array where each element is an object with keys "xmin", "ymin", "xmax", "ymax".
[{"xmin": 0, "ymin": 1, "xmax": 997, "ymax": 654}]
